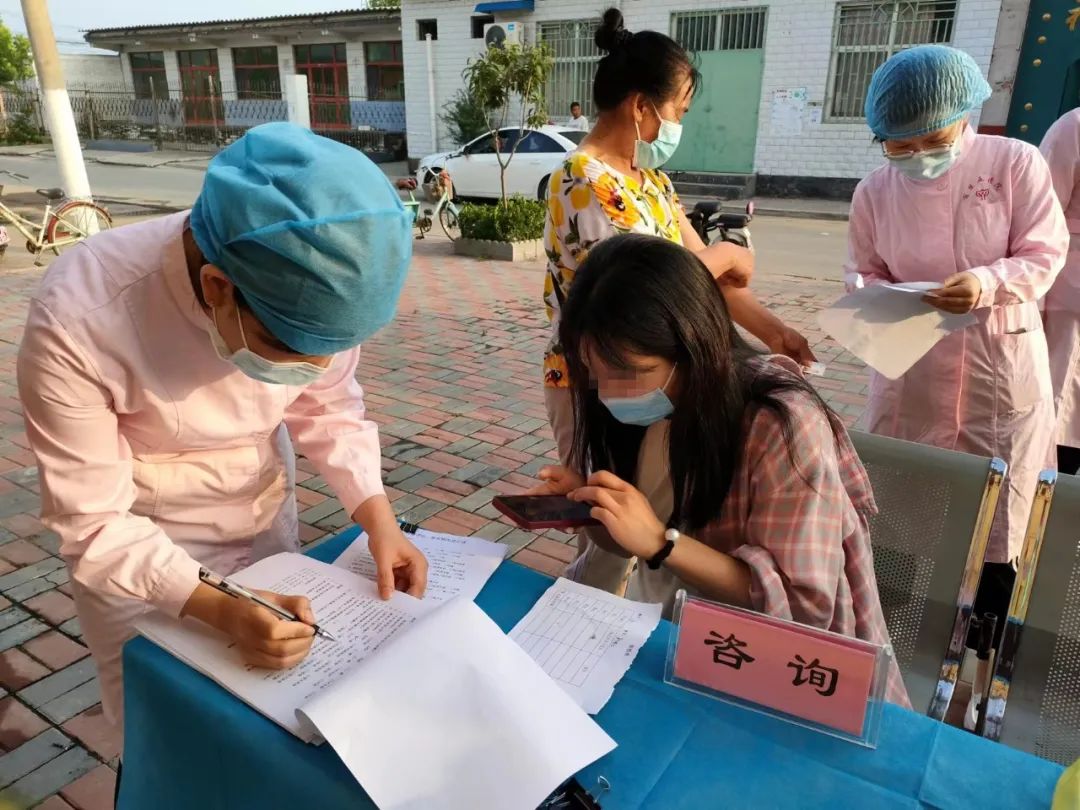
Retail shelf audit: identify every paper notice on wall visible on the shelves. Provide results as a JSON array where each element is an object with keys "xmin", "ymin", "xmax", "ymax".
[
  {"xmin": 771, "ymin": 88, "xmax": 808, "ymax": 136},
  {"xmin": 806, "ymin": 105, "xmax": 823, "ymax": 126}
]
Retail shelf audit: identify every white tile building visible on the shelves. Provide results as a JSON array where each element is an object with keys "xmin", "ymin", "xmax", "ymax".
[{"xmin": 401, "ymin": 0, "xmax": 1010, "ymax": 189}]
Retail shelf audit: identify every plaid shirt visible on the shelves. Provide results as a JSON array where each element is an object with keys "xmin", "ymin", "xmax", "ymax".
[{"xmin": 631, "ymin": 358, "xmax": 910, "ymax": 706}]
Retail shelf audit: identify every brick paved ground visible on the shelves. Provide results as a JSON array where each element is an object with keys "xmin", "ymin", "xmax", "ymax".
[{"xmin": 0, "ymin": 221, "xmax": 868, "ymax": 808}]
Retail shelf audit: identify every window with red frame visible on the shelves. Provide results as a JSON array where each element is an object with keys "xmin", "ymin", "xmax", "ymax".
[
  {"xmin": 365, "ymin": 42, "xmax": 403, "ymax": 101},
  {"xmin": 177, "ymin": 49, "xmax": 223, "ymax": 125},
  {"xmin": 130, "ymin": 51, "xmax": 168, "ymax": 100},
  {"xmin": 295, "ymin": 43, "xmax": 349, "ymax": 130},
  {"xmin": 233, "ymin": 46, "xmax": 281, "ymax": 100}
]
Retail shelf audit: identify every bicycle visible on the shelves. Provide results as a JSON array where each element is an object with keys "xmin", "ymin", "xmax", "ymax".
[
  {"xmin": 424, "ymin": 170, "xmax": 461, "ymax": 241},
  {"xmin": 0, "ymin": 171, "xmax": 113, "ymax": 265},
  {"xmin": 398, "ymin": 179, "xmax": 433, "ymax": 239}
]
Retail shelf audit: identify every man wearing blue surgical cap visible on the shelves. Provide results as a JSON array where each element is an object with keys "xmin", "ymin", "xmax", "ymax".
[
  {"xmin": 16, "ymin": 122, "xmax": 428, "ymax": 745},
  {"xmin": 845, "ymin": 46, "xmax": 1067, "ymax": 728}
]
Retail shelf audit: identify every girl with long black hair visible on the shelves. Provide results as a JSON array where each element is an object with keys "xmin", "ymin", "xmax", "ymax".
[{"xmin": 538, "ymin": 234, "xmax": 908, "ymax": 705}]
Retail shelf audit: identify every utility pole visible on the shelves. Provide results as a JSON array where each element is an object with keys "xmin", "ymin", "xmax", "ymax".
[{"xmin": 19, "ymin": 0, "xmax": 92, "ymax": 201}]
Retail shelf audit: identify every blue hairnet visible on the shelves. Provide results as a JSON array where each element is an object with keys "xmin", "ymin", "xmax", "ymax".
[
  {"xmin": 864, "ymin": 45, "xmax": 992, "ymax": 140},
  {"xmin": 190, "ymin": 122, "xmax": 412, "ymax": 355}
]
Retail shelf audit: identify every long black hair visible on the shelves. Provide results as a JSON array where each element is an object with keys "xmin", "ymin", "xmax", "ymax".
[
  {"xmin": 559, "ymin": 234, "xmax": 843, "ymax": 533},
  {"xmin": 592, "ymin": 8, "xmax": 701, "ymax": 112}
]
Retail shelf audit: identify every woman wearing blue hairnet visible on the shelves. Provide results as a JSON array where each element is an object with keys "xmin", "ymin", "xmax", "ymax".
[
  {"xmin": 845, "ymin": 46, "xmax": 1068, "ymax": 724},
  {"xmin": 16, "ymin": 123, "xmax": 428, "ymax": 749}
]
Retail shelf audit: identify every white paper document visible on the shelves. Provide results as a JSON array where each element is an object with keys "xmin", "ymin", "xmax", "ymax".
[
  {"xmin": 140, "ymin": 553, "xmax": 616, "ymax": 808},
  {"xmin": 884, "ymin": 281, "xmax": 944, "ymax": 294},
  {"xmin": 510, "ymin": 578, "xmax": 661, "ymax": 714},
  {"xmin": 297, "ymin": 596, "xmax": 617, "ymax": 810},
  {"xmin": 334, "ymin": 529, "xmax": 508, "ymax": 604},
  {"xmin": 137, "ymin": 553, "xmax": 429, "ymax": 739},
  {"xmin": 817, "ymin": 282, "xmax": 976, "ymax": 379}
]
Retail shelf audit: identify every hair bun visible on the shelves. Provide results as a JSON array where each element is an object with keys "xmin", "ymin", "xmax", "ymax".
[{"xmin": 595, "ymin": 8, "xmax": 632, "ymax": 53}]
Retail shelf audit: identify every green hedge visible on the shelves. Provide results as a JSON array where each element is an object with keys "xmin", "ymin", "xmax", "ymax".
[
  {"xmin": 458, "ymin": 197, "xmax": 546, "ymax": 243},
  {"xmin": 0, "ymin": 111, "xmax": 43, "ymax": 146}
]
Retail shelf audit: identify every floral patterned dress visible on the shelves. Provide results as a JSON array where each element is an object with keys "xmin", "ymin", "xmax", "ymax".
[{"xmin": 542, "ymin": 152, "xmax": 684, "ymax": 388}]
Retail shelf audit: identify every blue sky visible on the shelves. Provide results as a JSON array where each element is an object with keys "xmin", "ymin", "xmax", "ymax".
[{"xmin": 1, "ymin": 1, "xmax": 369, "ymax": 52}]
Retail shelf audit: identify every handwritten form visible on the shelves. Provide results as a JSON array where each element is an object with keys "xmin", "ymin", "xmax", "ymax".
[
  {"xmin": 334, "ymin": 529, "xmax": 508, "ymax": 604},
  {"xmin": 298, "ymin": 597, "xmax": 616, "ymax": 810},
  {"xmin": 510, "ymin": 578, "xmax": 661, "ymax": 713},
  {"xmin": 136, "ymin": 553, "xmax": 428, "ymax": 739},
  {"xmin": 817, "ymin": 282, "xmax": 976, "ymax": 379},
  {"xmin": 139, "ymin": 554, "xmax": 615, "ymax": 809}
]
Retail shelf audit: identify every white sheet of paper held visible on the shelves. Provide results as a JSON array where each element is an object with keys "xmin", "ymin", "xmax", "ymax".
[
  {"xmin": 509, "ymin": 578, "xmax": 661, "ymax": 714},
  {"xmin": 817, "ymin": 282, "xmax": 976, "ymax": 379},
  {"xmin": 334, "ymin": 529, "xmax": 508, "ymax": 604},
  {"xmin": 297, "ymin": 596, "xmax": 616, "ymax": 810},
  {"xmin": 883, "ymin": 280, "xmax": 944, "ymax": 294}
]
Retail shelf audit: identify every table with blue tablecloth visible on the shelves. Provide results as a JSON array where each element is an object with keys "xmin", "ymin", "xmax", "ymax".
[{"xmin": 118, "ymin": 527, "xmax": 1063, "ymax": 809}]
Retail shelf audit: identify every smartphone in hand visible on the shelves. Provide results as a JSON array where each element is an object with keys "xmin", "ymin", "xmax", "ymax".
[{"xmin": 492, "ymin": 495, "xmax": 600, "ymax": 531}]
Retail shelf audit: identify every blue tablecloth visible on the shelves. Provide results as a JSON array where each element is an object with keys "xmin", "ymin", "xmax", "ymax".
[{"xmin": 119, "ymin": 527, "xmax": 1063, "ymax": 809}]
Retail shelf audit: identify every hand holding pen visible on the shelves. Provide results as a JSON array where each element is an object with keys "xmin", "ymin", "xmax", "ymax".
[
  {"xmin": 182, "ymin": 567, "xmax": 329, "ymax": 670},
  {"xmin": 198, "ymin": 568, "xmax": 337, "ymax": 641}
]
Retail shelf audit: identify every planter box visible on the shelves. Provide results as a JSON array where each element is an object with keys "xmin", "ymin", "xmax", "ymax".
[{"xmin": 453, "ymin": 237, "xmax": 543, "ymax": 262}]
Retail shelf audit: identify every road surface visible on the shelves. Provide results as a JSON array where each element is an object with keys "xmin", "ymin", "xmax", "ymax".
[
  {"xmin": 1, "ymin": 154, "xmax": 204, "ymax": 210},
  {"xmin": 0, "ymin": 153, "xmax": 849, "ymax": 282}
]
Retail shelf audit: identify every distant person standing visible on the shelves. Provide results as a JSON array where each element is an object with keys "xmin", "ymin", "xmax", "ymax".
[
  {"xmin": 568, "ymin": 102, "xmax": 590, "ymax": 131},
  {"xmin": 1039, "ymin": 108, "xmax": 1080, "ymax": 475}
]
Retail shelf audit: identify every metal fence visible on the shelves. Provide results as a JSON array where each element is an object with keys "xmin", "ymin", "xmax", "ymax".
[
  {"xmin": 539, "ymin": 19, "xmax": 601, "ymax": 121},
  {"xmin": 0, "ymin": 86, "xmax": 46, "ymax": 136},
  {"xmin": 537, "ymin": 10, "xmax": 768, "ymax": 121},
  {"xmin": 0, "ymin": 81, "xmax": 408, "ymax": 159},
  {"xmin": 671, "ymin": 8, "xmax": 768, "ymax": 52},
  {"xmin": 827, "ymin": 0, "xmax": 956, "ymax": 120}
]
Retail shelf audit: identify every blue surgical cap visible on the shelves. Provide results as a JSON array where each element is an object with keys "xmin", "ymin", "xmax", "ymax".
[
  {"xmin": 190, "ymin": 122, "xmax": 412, "ymax": 355},
  {"xmin": 864, "ymin": 45, "xmax": 992, "ymax": 140}
]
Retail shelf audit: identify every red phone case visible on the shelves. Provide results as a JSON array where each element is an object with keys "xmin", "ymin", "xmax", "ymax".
[{"xmin": 491, "ymin": 495, "xmax": 600, "ymax": 531}]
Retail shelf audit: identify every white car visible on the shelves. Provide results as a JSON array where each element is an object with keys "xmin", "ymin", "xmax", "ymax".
[{"xmin": 417, "ymin": 126, "xmax": 587, "ymax": 201}]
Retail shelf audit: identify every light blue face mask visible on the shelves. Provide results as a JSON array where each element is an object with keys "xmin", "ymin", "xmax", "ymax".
[
  {"xmin": 210, "ymin": 307, "xmax": 329, "ymax": 386},
  {"xmin": 889, "ymin": 140, "xmax": 963, "ymax": 181},
  {"xmin": 601, "ymin": 365, "xmax": 677, "ymax": 426},
  {"xmin": 634, "ymin": 104, "xmax": 683, "ymax": 170}
]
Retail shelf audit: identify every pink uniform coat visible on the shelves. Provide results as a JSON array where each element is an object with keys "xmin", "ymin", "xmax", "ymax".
[
  {"xmin": 1039, "ymin": 109, "xmax": 1080, "ymax": 450},
  {"xmin": 17, "ymin": 212, "xmax": 386, "ymax": 733},
  {"xmin": 844, "ymin": 127, "xmax": 1067, "ymax": 563}
]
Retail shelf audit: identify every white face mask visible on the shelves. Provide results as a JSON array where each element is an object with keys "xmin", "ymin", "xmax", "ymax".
[
  {"xmin": 634, "ymin": 104, "xmax": 683, "ymax": 170},
  {"xmin": 889, "ymin": 140, "xmax": 963, "ymax": 181},
  {"xmin": 209, "ymin": 307, "xmax": 328, "ymax": 386},
  {"xmin": 600, "ymin": 365, "xmax": 677, "ymax": 426}
]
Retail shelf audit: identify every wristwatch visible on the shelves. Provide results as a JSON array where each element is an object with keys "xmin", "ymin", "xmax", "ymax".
[{"xmin": 646, "ymin": 528, "xmax": 680, "ymax": 570}]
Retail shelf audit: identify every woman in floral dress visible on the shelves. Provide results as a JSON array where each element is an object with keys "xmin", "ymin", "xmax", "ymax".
[{"xmin": 543, "ymin": 9, "xmax": 815, "ymax": 588}]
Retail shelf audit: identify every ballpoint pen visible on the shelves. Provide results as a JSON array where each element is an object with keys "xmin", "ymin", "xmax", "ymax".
[{"xmin": 198, "ymin": 567, "xmax": 338, "ymax": 641}]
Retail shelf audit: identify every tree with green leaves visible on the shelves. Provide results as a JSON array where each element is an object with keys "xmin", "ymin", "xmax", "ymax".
[
  {"xmin": 0, "ymin": 17, "xmax": 33, "ymax": 141},
  {"xmin": 0, "ymin": 18, "xmax": 32, "ymax": 85},
  {"xmin": 367, "ymin": 0, "xmax": 401, "ymax": 10},
  {"xmin": 463, "ymin": 42, "xmax": 553, "ymax": 203},
  {"xmin": 441, "ymin": 89, "xmax": 489, "ymax": 148}
]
